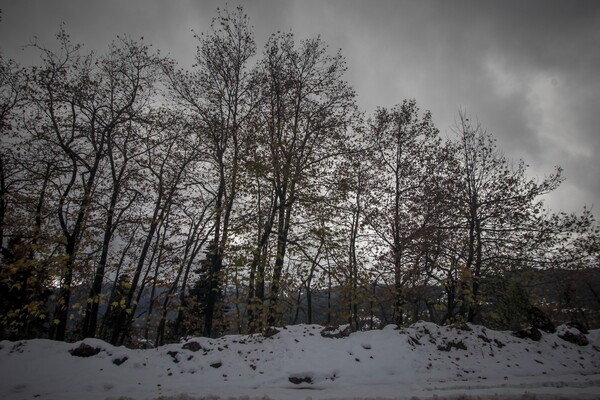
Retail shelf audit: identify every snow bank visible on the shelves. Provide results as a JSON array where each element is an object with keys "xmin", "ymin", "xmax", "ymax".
[{"xmin": 1, "ymin": 323, "xmax": 599, "ymax": 400}]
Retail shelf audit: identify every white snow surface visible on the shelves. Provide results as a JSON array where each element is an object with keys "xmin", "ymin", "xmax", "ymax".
[{"xmin": 1, "ymin": 322, "xmax": 599, "ymax": 400}]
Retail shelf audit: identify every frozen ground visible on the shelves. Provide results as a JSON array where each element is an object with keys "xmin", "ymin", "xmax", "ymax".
[{"xmin": 1, "ymin": 322, "xmax": 599, "ymax": 400}]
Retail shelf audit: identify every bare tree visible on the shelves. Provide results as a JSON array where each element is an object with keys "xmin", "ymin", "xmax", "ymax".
[
  {"xmin": 449, "ymin": 112, "xmax": 563, "ymax": 323},
  {"xmin": 364, "ymin": 100, "xmax": 444, "ymax": 326},
  {"xmin": 80, "ymin": 39, "xmax": 164, "ymax": 338},
  {"xmin": 250, "ymin": 33, "xmax": 356, "ymax": 327},
  {"xmin": 25, "ymin": 32, "xmax": 162, "ymax": 340},
  {"xmin": 109, "ymin": 110, "xmax": 200, "ymax": 345},
  {"xmin": 165, "ymin": 6, "xmax": 256, "ymax": 337}
]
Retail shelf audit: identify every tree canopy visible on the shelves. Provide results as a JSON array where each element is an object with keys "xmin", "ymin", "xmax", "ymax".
[{"xmin": 0, "ymin": 7, "xmax": 598, "ymax": 344}]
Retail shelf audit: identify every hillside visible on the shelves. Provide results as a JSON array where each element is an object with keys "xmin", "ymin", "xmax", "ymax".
[{"xmin": 1, "ymin": 323, "xmax": 599, "ymax": 400}]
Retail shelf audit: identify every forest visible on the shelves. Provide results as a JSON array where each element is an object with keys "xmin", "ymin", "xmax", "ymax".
[{"xmin": 1, "ymin": 7, "xmax": 598, "ymax": 348}]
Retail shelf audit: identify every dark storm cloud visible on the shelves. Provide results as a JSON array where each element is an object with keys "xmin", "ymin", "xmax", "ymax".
[
  {"xmin": 440, "ymin": 0, "xmax": 600, "ymax": 213},
  {"xmin": 306, "ymin": 0, "xmax": 600, "ymax": 213},
  {"xmin": 1, "ymin": 0, "xmax": 599, "ymax": 212}
]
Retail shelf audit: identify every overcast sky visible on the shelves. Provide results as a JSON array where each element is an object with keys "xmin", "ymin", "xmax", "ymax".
[{"xmin": 1, "ymin": 0, "xmax": 599, "ymax": 214}]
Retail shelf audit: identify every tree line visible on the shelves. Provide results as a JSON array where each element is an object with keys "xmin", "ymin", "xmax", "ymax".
[{"xmin": 1, "ymin": 7, "xmax": 598, "ymax": 346}]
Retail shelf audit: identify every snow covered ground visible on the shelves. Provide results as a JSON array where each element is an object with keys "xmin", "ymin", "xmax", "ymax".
[{"xmin": 1, "ymin": 322, "xmax": 599, "ymax": 400}]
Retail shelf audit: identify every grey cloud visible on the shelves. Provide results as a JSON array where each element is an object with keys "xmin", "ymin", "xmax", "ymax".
[{"xmin": 1, "ymin": 0, "xmax": 598, "ymax": 212}]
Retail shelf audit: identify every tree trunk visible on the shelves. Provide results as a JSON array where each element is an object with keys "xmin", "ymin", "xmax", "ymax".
[
  {"xmin": 268, "ymin": 184, "xmax": 293, "ymax": 327},
  {"xmin": 110, "ymin": 189, "xmax": 163, "ymax": 345},
  {"xmin": 51, "ymin": 239, "xmax": 75, "ymax": 341},
  {"xmin": 247, "ymin": 193, "xmax": 277, "ymax": 333},
  {"xmin": 53, "ymin": 156, "xmax": 101, "ymax": 341},
  {"xmin": 82, "ymin": 183, "xmax": 121, "ymax": 338},
  {"xmin": 468, "ymin": 217, "xmax": 483, "ymax": 323}
]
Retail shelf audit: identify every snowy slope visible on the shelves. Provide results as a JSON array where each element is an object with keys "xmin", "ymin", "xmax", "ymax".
[{"xmin": 1, "ymin": 323, "xmax": 599, "ymax": 400}]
